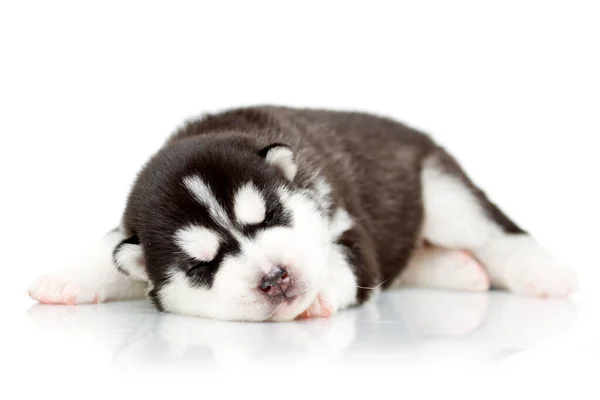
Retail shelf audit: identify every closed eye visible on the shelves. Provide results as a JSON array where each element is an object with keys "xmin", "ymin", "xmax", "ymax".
[
  {"xmin": 263, "ymin": 208, "xmax": 277, "ymax": 225},
  {"xmin": 240, "ymin": 203, "xmax": 290, "ymax": 236},
  {"xmin": 187, "ymin": 260, "xmax": 213, "ymax": 275}
]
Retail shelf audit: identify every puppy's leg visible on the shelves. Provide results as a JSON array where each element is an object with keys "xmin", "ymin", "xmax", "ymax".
[
  {"xmin": 420, "ymin": 150, "xmax": 577, "ymax": 297},
  {"xmin": 28, "ymin": 229, "xmax": 147, "ymax": 304},
  {"xmin": 393, "ymin": 245, "xmax": 490, "ymax": 291}
]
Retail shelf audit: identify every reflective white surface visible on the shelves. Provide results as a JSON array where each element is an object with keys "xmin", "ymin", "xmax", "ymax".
[{"xmin": 22, "ymin": 289, "xmax": 578, "ymax": 370}]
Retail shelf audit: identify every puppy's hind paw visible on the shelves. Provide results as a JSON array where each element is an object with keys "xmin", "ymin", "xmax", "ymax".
[{"xmin": 483, "ymin": 236, "xmax": 579, "ymax": 298}]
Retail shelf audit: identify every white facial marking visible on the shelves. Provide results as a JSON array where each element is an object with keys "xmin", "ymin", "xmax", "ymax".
[
  {"xmin": 175, "ymin": 225, "xmax": 220, "ymax": 262},
  {"xmin": 159, "ymin": 266, "xmax": 273, "ymax": 321},
  {"xmin": 234, "ymin": 183, "xmax": 266, "ymax": 225},
  {"xmin": 183, "ymin": 176, "xmax": 230, "ymax": 227},
  {"xmin": 265, "ymin": 147, "xmax": 297, "ymax": 181}
]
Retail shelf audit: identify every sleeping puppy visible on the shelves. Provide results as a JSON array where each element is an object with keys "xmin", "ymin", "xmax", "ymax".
[{"xmin": 28, "ymin": 106, "xmax": 578, "ymax": 321}]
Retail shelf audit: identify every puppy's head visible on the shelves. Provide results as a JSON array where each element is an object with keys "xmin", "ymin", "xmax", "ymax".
[{"xmin": 114, "ymin": 136, "xmax": 332, "ymax": 321}]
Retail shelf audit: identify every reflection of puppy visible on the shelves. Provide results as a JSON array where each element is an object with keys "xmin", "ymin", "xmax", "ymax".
[
  {"xmin": 26, "ymin": 301, "xmax": 358, "ymax": 369},
  {"xmin": 28, "ymin": 106, "xmax": 577, "ymax": 321},
  {"xmin": 26, "ymin": 291, "xmax": 577, "ymax": 369},
  {"xmin": 114, "ymin": 311, "xmax": 358, "ymax": 369}
]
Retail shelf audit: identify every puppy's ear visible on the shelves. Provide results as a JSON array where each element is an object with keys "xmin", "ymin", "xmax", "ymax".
[
  {"xmin": 112, "ymin": 235, "xmax": 148, "ymax": 281},
  {"xmin": 259, "ymin": 143, "xmax": 297, "ymax": 181}
]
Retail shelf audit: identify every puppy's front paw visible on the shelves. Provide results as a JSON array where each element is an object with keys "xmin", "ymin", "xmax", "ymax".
[
  {"xmin": 298, "ymin": 294, "xmax": 335, "ymax": 319},
  {"xmin": 28, "ymin": 274, "xmax": 105, "ymax": 305}
]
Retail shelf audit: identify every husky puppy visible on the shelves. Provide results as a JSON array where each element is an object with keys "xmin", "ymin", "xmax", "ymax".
[{"xmin": 28, "ymin": 106, "xmax": 578, "ymax": 321}]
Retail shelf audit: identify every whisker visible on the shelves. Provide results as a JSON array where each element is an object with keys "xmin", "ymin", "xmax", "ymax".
[{"xmin": 356, "ymin": 278, "xmax": 390, "ymax": 290}]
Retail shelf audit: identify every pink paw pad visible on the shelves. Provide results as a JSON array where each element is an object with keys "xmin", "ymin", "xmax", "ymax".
[
  {"xmin": 28, "ymin": 276, "xmax": 104, "ymax": 305},
  {"xmin": 31, "ymin": 293, "xmax": 78, "ymax": 305},
  {"xmin": 298, "ymin": 295, "xmax": 333, "ymax": 319}
]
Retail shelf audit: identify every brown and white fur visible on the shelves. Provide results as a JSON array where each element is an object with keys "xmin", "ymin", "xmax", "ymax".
[{"xmin": 28, "ymin": 106, "xmax": 578, "ymax": 321}]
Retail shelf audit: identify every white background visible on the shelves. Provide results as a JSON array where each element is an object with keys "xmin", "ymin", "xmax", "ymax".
[{"xmin": 1, "ymin": 1, "xmax": 598, "ymax": 398}]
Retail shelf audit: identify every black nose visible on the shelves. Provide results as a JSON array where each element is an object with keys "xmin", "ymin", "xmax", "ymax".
[{"xmin": 260, "ymin": 266, "xmax": 291, "ymax": 297}]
